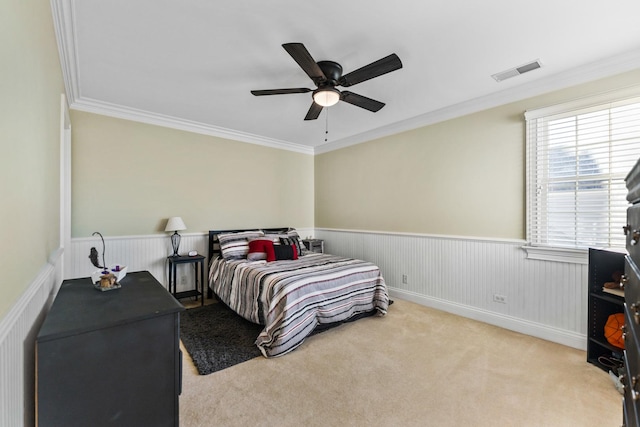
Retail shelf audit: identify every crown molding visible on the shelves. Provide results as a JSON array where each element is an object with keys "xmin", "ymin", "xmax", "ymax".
[
  {"xmin": 70, "ymin": 97, "xmax": 314, "ymax": 155},
  {"xmin": 314, "ymin": 49, "xmax": 640, "ymax": 154},
  {"xmin": 50, "ymin": 0, "xmax": 80, "ymax": 102}
]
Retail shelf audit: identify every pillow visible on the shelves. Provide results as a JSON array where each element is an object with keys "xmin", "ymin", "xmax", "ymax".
[
  {"xmin": 272, "ymin": 244, "xmax": 298, "ymax": 261},
  {"xmin": 247, "ymin": 238, "xmax": 275, "ymax": 261},
  {"xmin": 263, "ymin": 234, "xmax": 283, "ymax": 245},
  {"xmin": 265, "ymin": 229, "xmax": 299, "ymax": 245},
  {"xmin": 279, "ymin": 234, "xmax": 304, "ymax": 257},
  {"xmin": 217, "ymin": 230, "xmax": 264, "ymax": 260}
]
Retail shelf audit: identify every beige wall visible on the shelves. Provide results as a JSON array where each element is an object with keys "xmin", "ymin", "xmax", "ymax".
[
  {"xmin": 315, "ymin": 69, "xmax": 640, "ymax": 240},
  {"xmin": 0, "ymin": 0, "xmax": 64, "ymax": 318},
  {"xmin": 70, "ymin": 111, "xmax": 314, "ymax": 237}
]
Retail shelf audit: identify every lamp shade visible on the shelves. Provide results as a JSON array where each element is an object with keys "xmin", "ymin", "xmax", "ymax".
[
  {"xmin": 165, "ymin": 217, "xmax": 186, "ymax": 232},
  {"xmin": 313, "ymin": 88, "xmax": 340, "ymax": 107}
]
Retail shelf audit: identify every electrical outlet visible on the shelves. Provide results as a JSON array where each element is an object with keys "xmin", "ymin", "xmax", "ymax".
[
  {"xmin": 493, "ymin": 293, "xmax": 507, "ymax": 304},
  {"xmin": 402, "ymin": 274, "xmax": 408, "ymax": 285}
]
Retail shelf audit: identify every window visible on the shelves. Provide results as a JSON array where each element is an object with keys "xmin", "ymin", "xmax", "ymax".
[{"xmin": 525, "ymin": 89, "xmax": 640, "ymax": 257}]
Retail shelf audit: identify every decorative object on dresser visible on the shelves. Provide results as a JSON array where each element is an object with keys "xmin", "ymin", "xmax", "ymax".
[
  {"xmin": 88, "ymin": 231, "xmax": 107, "ymax": 269},
  {"xmin": 165, "ymin": 216, "xmax": 187, "ymax": 257},
  {"xmin": 88, "ymin": 231, "xmax": 127, "ymax": 291},
  {"xmin": 167, "ymin": 254, "xmax": 205, "ymax": 306},
  {"xmin": 35, "ymin": 271, "xmax": 184, "ymax": 426},
  {"xmin": 302, "ymin": 238, "xmax": 324, "ymax": 254},
  {"xmin": 622, "ymin": 156, "xmax": 640, "ymax": 427}
]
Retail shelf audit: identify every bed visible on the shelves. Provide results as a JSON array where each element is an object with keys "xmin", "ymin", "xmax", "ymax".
[{"xmin": 207, "ymin": 228, "xmax": 389, "ymax": 358}]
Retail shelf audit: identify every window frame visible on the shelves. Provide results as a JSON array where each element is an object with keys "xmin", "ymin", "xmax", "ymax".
[{"xmin": 524, "ymin": 85, "xmax": 640, "ymax": 264}]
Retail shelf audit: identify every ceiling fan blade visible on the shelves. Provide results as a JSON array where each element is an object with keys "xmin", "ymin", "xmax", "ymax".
[
  {"xmin": 251, "ymin": 88, "xmax": 312, "ymax": 96},
  {"xmin": 282, "ymin": 43, "xmax": 326, "ymax": 83},
  {"xmin": 339, "ymin": 54, "xmax": 403, "ymax": 87},
  {"xmin": 304, "ymin": 102, "xmax": 323, "ymax": 120},
  {"xmin": 341, "ymin": 91, "xmax": 385, "ymax": 112}
]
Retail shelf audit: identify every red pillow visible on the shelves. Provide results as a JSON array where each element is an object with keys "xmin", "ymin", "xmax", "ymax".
[{"xmin": 248, "ymin": 239, "xmax": 275, "ymax": 261}]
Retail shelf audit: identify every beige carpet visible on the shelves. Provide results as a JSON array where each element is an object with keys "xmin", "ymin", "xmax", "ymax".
[{"xmin": 179, "ymin": 299, "xmax": 621, "ymax": 426}]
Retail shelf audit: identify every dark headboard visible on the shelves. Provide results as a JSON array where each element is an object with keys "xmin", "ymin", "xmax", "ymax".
[{"xmin": 208, "ymin": 227, "xmax": 291, "ymax": 265}]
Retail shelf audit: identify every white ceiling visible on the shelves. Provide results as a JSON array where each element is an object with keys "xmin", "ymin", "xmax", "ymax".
[{"xmin": 52, "ymin": 0, "xmax": 640, "ymax": 154}]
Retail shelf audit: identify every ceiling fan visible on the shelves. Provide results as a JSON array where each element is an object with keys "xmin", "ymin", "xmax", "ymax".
[{"xmin": 251, "ymin": 43, "xmax": 403, "ymax": 120}]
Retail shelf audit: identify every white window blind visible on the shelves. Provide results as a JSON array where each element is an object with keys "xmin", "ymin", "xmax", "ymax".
[{"xmin": 526, "ymin": 93, "xmax": 640, "ymax": 250}]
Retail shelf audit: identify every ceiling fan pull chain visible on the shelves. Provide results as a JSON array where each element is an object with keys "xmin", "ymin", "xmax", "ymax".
[{"xmin": 325, "ymin": 108, "xmax": 329, "ymax": 142}]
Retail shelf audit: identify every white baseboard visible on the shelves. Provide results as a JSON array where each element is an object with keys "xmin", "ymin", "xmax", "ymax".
[{"xmin": 389, "ymin": 287, "xmax": 586, "ymax": 351}]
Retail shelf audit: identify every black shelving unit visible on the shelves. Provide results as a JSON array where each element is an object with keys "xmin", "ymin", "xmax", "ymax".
[{"xmin": 587, "ymin": 248, "xmax": 626, "ymax": 371}]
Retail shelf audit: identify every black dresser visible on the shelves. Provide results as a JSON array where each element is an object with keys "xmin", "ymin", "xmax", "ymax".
[
  {"xmin": 624, "ymin": 157, "xmax": 640, "ymax": 427},
  {"xmin": 36, "ymin": 271, "xmax": 184, "ymax": 427}
]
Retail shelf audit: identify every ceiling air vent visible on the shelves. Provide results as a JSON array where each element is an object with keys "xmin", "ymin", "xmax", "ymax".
[{"xmin": 491, "ymin": 59, "xmax": 542, "ymax": 82}]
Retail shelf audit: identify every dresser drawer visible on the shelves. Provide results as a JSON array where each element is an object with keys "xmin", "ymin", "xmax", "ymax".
[
  {"xmin": 627, "ymin": 204, "xmax": 640, "ymax": 261},
  {"xmin": 626, "ymin": 304, "xmax": 640, "ymax": 364},
  {"xmin": 624, "ymin": 306, "xmax": 640, "ymax": 427},
  {"xmin": 626, "ymin": 257, "xmax": 640, "ymax": 330},
  {"xmin": 624, "ymin": 346, "xmax": 640, "ymax": 427}
]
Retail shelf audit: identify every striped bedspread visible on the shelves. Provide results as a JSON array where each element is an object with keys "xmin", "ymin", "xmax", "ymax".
[{"xmin": 209, "ymin": 253, "xmax": 389, "ymax": 357}]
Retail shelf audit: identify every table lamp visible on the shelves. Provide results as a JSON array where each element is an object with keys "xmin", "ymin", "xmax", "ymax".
[{"xmin": 165, "ymin": 217, "xmax": 186, "ymax": 257}]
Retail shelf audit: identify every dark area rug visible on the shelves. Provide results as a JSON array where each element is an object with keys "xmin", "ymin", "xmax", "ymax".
[
  {"xmin": 180, "ymin": 300, "xmax": 392, "ymax": 375},
  {"xmin": 180, "ymin": 303, "xmax": 263, "ymax": 375}
]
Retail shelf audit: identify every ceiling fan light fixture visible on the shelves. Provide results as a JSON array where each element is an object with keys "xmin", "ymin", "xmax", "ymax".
[{"xmin": 313, "ymin": 87, "xmax": 340, "ymax": 107}]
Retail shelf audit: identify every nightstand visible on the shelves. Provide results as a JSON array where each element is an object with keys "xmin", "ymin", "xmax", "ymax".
[
  {"xmin": 303, "ymin": 239, "xmax": 324, "ymax": 254},
  {"xmin": 167, "ymin": 254, "xmax": 205, "ymax": 305}
]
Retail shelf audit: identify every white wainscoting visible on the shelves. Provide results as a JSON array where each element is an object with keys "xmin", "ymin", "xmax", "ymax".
[
  {"xmin": 315, "ymin": 228, "xmax": 588, "ymax": 350},
  {"xmin": 0, "ymin": 249, "xmax": 63, "ymax": 427},
  {"xmin": 65, "ymin": 228, "xmax": 588, "ymax": 349}
]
